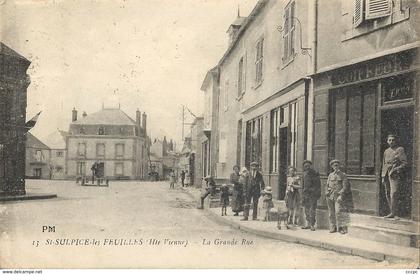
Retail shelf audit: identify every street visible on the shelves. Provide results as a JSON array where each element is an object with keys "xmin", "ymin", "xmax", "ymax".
[{"xmin": 0, "ymin": 180, "xmax": 394, "ymax": 268}]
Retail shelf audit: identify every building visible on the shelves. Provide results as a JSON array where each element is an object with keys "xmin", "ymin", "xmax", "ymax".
[
  {"xmin": 43, "ymin": 130, "xmax": 67, "ymax": 179},
  {"xmin": 205, "ymin": 0, "xmax": 315, "ymax": 200},
  {"xmin": 201, "ymin": 67, "xmax": 220, "ymax": 178},
  {"xmin": 25, "ymin": 132, "xmax": 51, "ymax": 179},
  {"xmin": 312, "ymin": 0, "xmax": 420, "ymax": 221},
  {"xmin": 0, "ymin": 42, "xmax": 31, "ymax": 195},
  {"xmin": 149, "ymin": 136, "xmax": 178, "ymax": 180},
  {"xmin": 65, "ymin": 107, "xmax": 149, "ymax": 180}
]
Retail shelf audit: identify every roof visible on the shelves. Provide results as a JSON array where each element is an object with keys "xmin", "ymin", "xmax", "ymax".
[
  {"xmin": 218, "ymin": 0, "xmax": 268, "ymax": 67},
  {"xmin": 71, "ymin": 108, "xmax": 136, "ymax": 126},
  {"xmin": 43, "ymin": 130, "xmax": 67, "ymax": 149},
  {"xmin": 200, "ymin": 66, "xmax": 218, "ymax": 91},
  {"xmin": 0, "ymin": 42, "xmax": 30, "ymax": 63},
  {"xmin": 26, "ymin": 132, "xmax": 50, "ymax": 150},
  {"xmin": 227, "ymin": 16, "xmax": 247, "ymax": 32}
]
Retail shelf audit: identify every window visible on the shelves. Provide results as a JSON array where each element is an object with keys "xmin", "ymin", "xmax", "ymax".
[
  {"xmin": 115, "ymin": 143, "xmax": 124, "ymax": 157},
  {"xmin": 96, "ymin": 143, "xmax": 105, "ymax": 157},
  {"xmin": 35, "ymin": 150, "xmax": 43, "ymax": 162},
  {"xmin": 79, "ymin": 127, "xmax": 85, "ymax": 134},
  {"xmin": 245, "ymin": 116, "xmax": 263, "ymax": 169},
  {"xmin": 354, "ymin": 0, "xmax": 392, "ymax": 27},
  {"xmin": 270, "ymin": 109, "xmax": 280, "ymax": 173},
  {"xmin": 77, "ymin": 162, "xmax": 86, "ymax": 176},
  {"xmin": 283, "ymin": 1, "xmax": 295, "ymax": 61},
  {"xmin": 238, "ymin": 57, "xmax": 246, "ymax": 96},
  {"xmin": 77, "ymin": 143, "xmax": 86, "ymax": 157},
  {"xmin": 56, "ymin": 151, "xmax": 63, "ymax": 157},
  {"xmin": 329, "ymin": 85, "xmax": 376, "ymax": 175},
  {"xmin": 55, "ymin": 166, "xmax": 63, "ymax": 172},
  {"xmin": 255, "ymin": 38, "xmax": 264, "ymax": 85},
  {"xmin": 115, "ymin": 162, "xmax": 124, "ymax": 176},
  {"xmin": 98, "ymin": 127, "xmax": 105, "ymax": 135},
  {"xmin": 223, "ymin": 80, "xmax": 229, "ymax": 111}
]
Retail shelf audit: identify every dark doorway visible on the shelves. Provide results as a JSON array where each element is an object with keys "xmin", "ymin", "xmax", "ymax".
[
  {"xmin": 379, "ymin": 106, "xmax": 413, "ymax": 218},
  {"xmin": 278, "ymin": 127, "xmax": 288, "ymax": 200}
]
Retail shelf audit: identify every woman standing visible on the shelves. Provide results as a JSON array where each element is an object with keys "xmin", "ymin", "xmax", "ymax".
[
  {"xmin": 285, "ymin": 166, "xmax": 301, "ymax": 225},
  {"xmin": 230, "ymin": 165, "xmax": 243, "ymax": 216}
]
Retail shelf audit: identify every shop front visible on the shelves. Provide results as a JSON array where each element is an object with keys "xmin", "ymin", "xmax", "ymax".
[{"xmin": 313, "ymin": 48, "xmax": 419, "ymax": 220}]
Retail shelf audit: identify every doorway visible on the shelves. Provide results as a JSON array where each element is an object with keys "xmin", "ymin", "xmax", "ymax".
[
  {"xmin": 278, "ymin": 127, "xmax": 288, "ymax": 200},
  {"xmin": 379, "ymin": 106, "xmax": 413, "ymax": 218}
]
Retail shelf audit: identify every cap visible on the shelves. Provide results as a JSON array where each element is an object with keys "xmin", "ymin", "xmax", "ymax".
[
  {"xmin": 250, "ymin": 161, "xmax": 259, "ymax": 167},
  {"xmin": 329, "ymin": 159, "xmax": 340, "ymax": 166},
  {"xmin": 303, "ymin": 160, "xmax": 312, "ymax": 165}
]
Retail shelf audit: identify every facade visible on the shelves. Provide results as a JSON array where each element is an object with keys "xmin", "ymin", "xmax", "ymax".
[
  {"xmin": 189, "ymin": 117, "xmax": 205, "ymax": 187},
  {"xmin": 313, "ymin": 0, "xmax": 420, "ymax": 220},
  {"xmin": 0, "ymin": 43, "xmax": 31, "ymax": 195},
  {"xmin": 65, "ymin": 107, "xmax": 149, "ymax": 180},
  {"xmin": 207, "ymin": 0, "xmax": 315, "ymax": 199},
  {"xmin": 149, "ymin": 137, "xmax": 178, "ymax": 180},
  {"xmin": 43, "ymin": 130, "xmax": 67, "ymax": 179},
  {"xmin": 25, "ymin": 132, "xmax": 51, "ymax": 179},
  {"xmin": 200, "ymin": 68, "xmax": 220, "ymax": 178}
]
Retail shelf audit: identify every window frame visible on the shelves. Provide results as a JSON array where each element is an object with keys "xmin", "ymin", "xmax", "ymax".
[
  {"xmin": 115, "ymin": 143, "xmax": 125, "ymax": 158},
  {"xmin": 255, "ymin": 37, "xmax": 264, "ymax": 86},
  {"xmin": 96, "ymin": 143, "xmax": 106, "ymax": 158},
  {"xmin": 283, "ymin": 1, "xmax": 296, "ymax": 63}
]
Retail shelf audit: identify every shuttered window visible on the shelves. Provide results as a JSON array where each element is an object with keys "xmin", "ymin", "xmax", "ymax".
[
  {"xmin": 255, "ymin": 39, "xmax": 264, "ymax": 85},
  {"xmin": 283, "ymin": 1, "xmax": 295, "ymax": 61},
  {"xmin": 238, "ymin": 57, "xmax": 246, "ymax": 96},
  {"xmin": 365, "ymin": 0, "xmax": 391, "ymax": 20},
  {"xmin": 354, "ymin": 0, "xmax": 364, "ymax": 27}
]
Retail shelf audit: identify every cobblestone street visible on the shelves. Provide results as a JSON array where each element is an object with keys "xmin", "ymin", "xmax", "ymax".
[{"xmin": 0, "ymin": 180, "xmax": 397, "ymax": 268}]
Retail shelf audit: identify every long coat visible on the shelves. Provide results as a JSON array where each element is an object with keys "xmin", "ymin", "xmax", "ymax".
[
  {"xmin": 248, "ymin": 170, "xmax": 265, "ymax": 197},
  {"xmin": 230, "ymin": 172, "xmax": 243, "ymax": 212},
  {"xmin": 302, "ymin": 168, "xmax": 321, "ymax": 201}
]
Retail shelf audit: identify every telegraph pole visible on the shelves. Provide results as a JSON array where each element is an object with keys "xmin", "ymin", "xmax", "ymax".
[{"xmin": 181, "ymin": 105, "xmax": 185, "ymax": 141}]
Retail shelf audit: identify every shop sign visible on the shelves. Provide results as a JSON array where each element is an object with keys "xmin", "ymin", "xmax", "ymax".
[
  {"xmin": 331, "ymin": 51, "xmax": 415, "ymax": 86},
  {"xmin": 383, "ymin": 77, "xmax": 414, "ymax": 102}
]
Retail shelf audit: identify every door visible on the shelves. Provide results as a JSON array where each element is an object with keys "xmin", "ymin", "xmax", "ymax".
[
  {"xmin": 379, "ymin": 106, "xmax": 413, "ymax": 218},
  {"xmin": 278, "ymin": 127, "xmax": 289, "ymax": 200}
]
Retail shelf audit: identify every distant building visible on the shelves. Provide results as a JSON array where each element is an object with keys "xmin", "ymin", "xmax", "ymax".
[
  {"xmin": 43, "ymin": 130, "xmax": 67, "ymax": 179},
  {"xmin": 65, "ymin": 107, "xmax": 149, "ymax": 180},
  {"xmin": 25, "ymin": 132, "xmax": 51, "ymax": 179},
  {"xmin": 149, "ymin": 136, "xmax": 178, "ymax": 180},
  {"xmin": 0, "ymin": 42, "xmax": 31, "ymax": 195}
]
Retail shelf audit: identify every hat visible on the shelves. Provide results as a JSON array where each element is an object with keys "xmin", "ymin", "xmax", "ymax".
[
  {"xmin": 329, "ymin": 159, "xmax": 340, "ymax": 166},
  {"xmin": 303, "ymin": 160, "xmax": 312, "ymax": 165},
  {"xmin": 264, "ymin": 186, "xmax": 272, "ymax": 194},
  {"xmin": 240, "ymin": 167, "xmax": 248, "ymax": 174},
  {"xmin": 250, "ymin": 161, "xmax": 259, "ymax": 167}
]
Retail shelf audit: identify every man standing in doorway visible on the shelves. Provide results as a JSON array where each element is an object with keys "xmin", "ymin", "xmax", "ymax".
[
  {"xmin": 180, "ymin": 170, "xmax": 186, "ymax": 187},
  {"xmin": 381, "ymin": 134, "xmax": 408, "ymax": 219},
  {"xmin": 242, "ymin": 162, "xmax": 265, "ymax": 221},
  {"xmin": 301, "ymin": 160, "xmax": 321, "ymax": 231}
]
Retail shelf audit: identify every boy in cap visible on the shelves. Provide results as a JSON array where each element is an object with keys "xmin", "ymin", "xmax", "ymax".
[
  {"xmin": 242, "ymin": 161, "xmax": 265, "ymax": 221},
  {"xmin": 326, "ymin": 159, "xmax": 353, "ymax": 234}
]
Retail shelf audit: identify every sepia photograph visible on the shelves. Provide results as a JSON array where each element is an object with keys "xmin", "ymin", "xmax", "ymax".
[{"xmin": 0, "ymin": 0, "xmax": 419, "ymax": 270}]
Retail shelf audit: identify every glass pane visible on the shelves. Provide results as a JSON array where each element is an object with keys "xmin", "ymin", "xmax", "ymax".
[{"xmin": 347, "ymin": 90, "xmax": 362, "ymax": 174}]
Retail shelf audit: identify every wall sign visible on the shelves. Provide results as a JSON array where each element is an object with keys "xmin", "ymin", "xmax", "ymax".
[
  {"xmin": 330, "ymin": 50, "xmax": 416, "ymax": 86},
  {"xmin": 383, "ymin": 75, "xmax": 414, "ymax": 102}
]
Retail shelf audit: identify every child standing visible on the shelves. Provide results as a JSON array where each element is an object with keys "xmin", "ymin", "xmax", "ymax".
[
  {"xmin": 220, "ymin": 184, "xmax": 230, "ymax": 216},
  {"xmin": 261, "ymin": 186, "xmax": 274, "ymax": 221},
  {"xmin": 285, "ymin": 166, "xmax": 301, "ymax": 225}
]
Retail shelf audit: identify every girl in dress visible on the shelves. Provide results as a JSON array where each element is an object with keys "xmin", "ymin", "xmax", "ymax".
[
  {"xmin": 285, "ymin": 166, "xmax": 301, "ymax": 225},
  {"xmin": 220, "ymin": 184, "xmax": 230, "ymax": 216}
]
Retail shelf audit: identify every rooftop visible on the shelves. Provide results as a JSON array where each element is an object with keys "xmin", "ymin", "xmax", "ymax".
[{"xmin": 72, "ymin": 108, "xmax": 137, "ymax": 126}]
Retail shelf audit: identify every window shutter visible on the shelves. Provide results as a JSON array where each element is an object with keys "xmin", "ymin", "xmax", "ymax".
[
  {"xmin": 365, "ymin": 0, "xmax": 391, "ymax": 20},
  {"xmin": 353, "ymin": 0, "xmax": 364, "ymax": 27}
]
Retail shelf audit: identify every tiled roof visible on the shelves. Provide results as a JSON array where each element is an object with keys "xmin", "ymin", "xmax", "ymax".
[
  {"xmin": 26, "ymin": 132, "xmax": 50, "ymax": 150},
  {"xmin": 72, "ymin": 108, "xmax": 136, "ymax": 126},
  {"xmin": 0, "ymin": 42, "xmax": 30, "ymax": 63}
]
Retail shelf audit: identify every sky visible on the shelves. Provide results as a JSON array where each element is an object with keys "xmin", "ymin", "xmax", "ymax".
[{"xmin": 0, "ymin": 0, "xmax": 258, "ymax": 148}]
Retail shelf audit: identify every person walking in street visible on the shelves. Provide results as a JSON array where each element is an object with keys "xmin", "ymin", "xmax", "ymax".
[
  {"xmin": 242, "ymin": 162, "xmax": 265, "ymax": 221},
  {"xmin": 230, "ymin": 165, "xmax": 243, "ymax": 216},
  {"xmin": 220, "ymin": 184, "xmax": 229, "ymax": 216},
  {"xmin": 198, "ymin": 175, "xmax": 216, "ymax": 209},
  {"xmin": 326, "ymin": 159, "xmax": 353, "ymax": 234},
  {"xmin": 169, "ymin": 170, "xmax": 176, "ymax": 189},
  {"xmin": 301, "ymin": 160, "xmax": 321, "ymax": 231},
  {"xmin": 285, "ymin": 166, "xmax": 301, "ymax": 226},
  {"xmin": 180, "ymin": 170, "xmax": 186, "ymax": 187},
  {"xmin": 381, "ymin": 134, "xmax": 408, "ymax": 219}
]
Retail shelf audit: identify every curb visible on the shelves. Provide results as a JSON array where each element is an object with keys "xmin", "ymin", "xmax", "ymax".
[
  {"xmin": 0, "ymin": 193, "xmax": 57, "ymax": 202},
  {"xmin": 181, "ymin": 188, "xmax": 417, "ymax": 264}
]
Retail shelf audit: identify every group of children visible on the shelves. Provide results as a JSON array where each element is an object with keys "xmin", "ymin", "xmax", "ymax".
[{"xmin": 219, "ymin": 183, "xmax": 275, "ymax": 221}]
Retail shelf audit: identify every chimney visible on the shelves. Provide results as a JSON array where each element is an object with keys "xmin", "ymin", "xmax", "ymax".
[
  {"xmin": 82, "ymin": 111, "xmax": 87, "ymax": 118},
  {"xmin": 136, "ymin": 109, "xmax": 141, "ymax": 136},
  {"xmin": 142, "ymin": 112, "xmax": 147, "ymax": 135},
  {"xmin": 72, "ymin": 108, "xmax": 77, "ymax": 122}
]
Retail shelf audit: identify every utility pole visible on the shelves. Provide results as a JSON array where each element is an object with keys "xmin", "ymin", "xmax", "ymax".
[{"xmin": 181, "ymin": 105, "xmax": 185, "ymax": 141}]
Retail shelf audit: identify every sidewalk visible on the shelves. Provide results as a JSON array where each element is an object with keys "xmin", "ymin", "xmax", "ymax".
[
  {"xmin": 182, "ymin": 186, "xmax": 419, "ymax": 265},
  {"xmin": 0, "ymin": 193, "xmax": 57, "ymax": 202}
]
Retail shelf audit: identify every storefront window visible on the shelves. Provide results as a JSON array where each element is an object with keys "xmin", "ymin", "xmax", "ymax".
[
  {"xmin": 245, "ymin": 116, "xmax": 263, "ymax": 169},
  {"xmin": 330, "ymin": 85, "xmax": 376, "ymax": 175}
]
